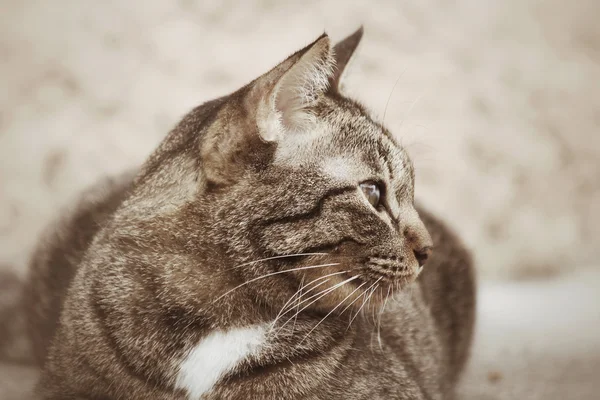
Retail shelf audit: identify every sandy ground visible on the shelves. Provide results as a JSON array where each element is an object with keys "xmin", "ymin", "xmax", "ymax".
[{"xmin": 1, "ymin": 0, "xmax": 599, "ymax": 399}]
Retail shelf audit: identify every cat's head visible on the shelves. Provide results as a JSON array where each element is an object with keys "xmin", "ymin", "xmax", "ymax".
[{"xmin": 129, "ymin": 28, "xmax": 432, "ymax": 316}]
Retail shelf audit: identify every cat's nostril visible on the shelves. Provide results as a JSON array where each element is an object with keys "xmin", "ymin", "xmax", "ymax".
[{"xmin": 414, "ymin": 246, "xmax": 432, "ymax": 267}]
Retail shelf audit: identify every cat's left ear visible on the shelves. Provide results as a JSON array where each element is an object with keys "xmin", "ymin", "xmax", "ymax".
[
  {"xmin": 328, "ymin": 26, "xmax": 364, "ymax": 93},
  {"xmin": 199, "ymin": 34, "xmax": 335, "ymax": 185},
  {"xmin": 251, "ymin": 33, "xmax": 335, "ymax": 142}
]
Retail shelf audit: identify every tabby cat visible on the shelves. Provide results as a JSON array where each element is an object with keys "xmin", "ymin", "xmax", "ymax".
[{"xmin": 22, "ymin": 28, "xmax": 475, "ymax": 399}]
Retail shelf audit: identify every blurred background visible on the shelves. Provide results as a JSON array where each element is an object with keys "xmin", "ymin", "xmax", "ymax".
[{"xmin": 1, "ymin": 0, "xmax": 599, "ymax": 399}]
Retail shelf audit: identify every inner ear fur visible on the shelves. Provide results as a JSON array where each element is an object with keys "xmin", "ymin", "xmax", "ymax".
[{"xmin": 200, "ymin": 33, "xmax": 336, "ymax": 185}]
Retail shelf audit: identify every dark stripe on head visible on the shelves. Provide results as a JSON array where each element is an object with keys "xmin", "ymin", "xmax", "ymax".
[{"xmin": 259, "ymin": 186, "xmax": 357, "ymax": 227}]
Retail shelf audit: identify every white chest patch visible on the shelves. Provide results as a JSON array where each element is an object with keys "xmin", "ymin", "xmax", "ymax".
[{"xmin": 174, "ymin": 324, "xmax": 268, "ymax": 399}]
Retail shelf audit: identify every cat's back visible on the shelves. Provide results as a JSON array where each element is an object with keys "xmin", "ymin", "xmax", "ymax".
[{"xmin": 24, "ymin": 172, "xmax": 135, "ymax": 365}]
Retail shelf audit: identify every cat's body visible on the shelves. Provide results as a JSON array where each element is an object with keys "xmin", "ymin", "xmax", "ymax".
[{"xmin": 21, "ymin": 29, "xmax": 475, "ymax": 399}]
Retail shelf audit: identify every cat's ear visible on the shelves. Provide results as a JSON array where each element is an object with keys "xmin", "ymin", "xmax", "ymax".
[
  {"xmin": 199, "ymin": 34, "xmax": 334, "ymax": 185},
  {"xmin": 328, "ymin": 27, "xmax": 363, "ymax": 93},
  {"xmin": 251, "ymin": 33, "xmax": 335, "ymax": 142}
]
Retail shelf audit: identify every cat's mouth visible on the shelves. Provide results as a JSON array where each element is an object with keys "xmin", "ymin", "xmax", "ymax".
[
  {"xmin": 297, "ymin": 259, "xmax": 418, "ymax": 314},
  {"xmin": 267, "ymin": 250, "xmax": 419, "ymax": 314}
]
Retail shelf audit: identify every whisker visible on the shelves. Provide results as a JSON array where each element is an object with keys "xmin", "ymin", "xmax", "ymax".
[
  {"xmin": 271, "ymin": 270, "xmax": 350, "ymax": 332},
  {"xmin": 371, "ymin": 296, "xmax": 377, "ymax": 325},
  {"xmin": 213, "ymin": 262, "xmax": 340, "ymax": 303},
  {"xmin": 382, "ymin": 69, "xmax": 406, "ymax": 125},
  {"xmin": 366, "ymin": 290, "xmax": 378, "ymax": 328},
  {"xmin": 376, "ymin": 285, "xmax": 392, "ymax": 350},
  {"xmin": 300, "ymin": 280, "xmax": 367, "ymax": 344},
  {"xmin": 278, "ymin": 276, "xmax": 309, "ymax": 327},
  {"xmin": 276, "ymin": 271, "xmax": 355, "ymax": 319},
  {"xmin": 380, "ymin": 285, "xmax": 392, "ymax": 320},
  {"xmin": 398, "ymin": 93, "xmax": 424, "ymax": 131},
  {"xmin": 338, "ymin": 283, "xmax": 371, "ymax": 316},
  {"xmin": 344, "ymin": 286, "xmax": 369, "ymax": 325},
  {"xmin": 367, "ymin": 283, "xmax": 381, "ymax": 320},
  {"xmin": 227, "ymin": 253, "xmax": 329, "ymax": 270},
  {"xmin": 290, "ymin": 275, "xmax": 307, "ymax": 335},
  {"xmin": 275, "ymin": 275, "xmax": 360, "ymax": 336},
  {"xmin": 347, "ymin": 278, "xmax": 382, "ymax": 330}
]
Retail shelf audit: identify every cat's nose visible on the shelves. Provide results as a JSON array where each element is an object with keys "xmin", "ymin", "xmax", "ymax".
[
  {"xmin": 414, "ymin": 246, "xmax": 432, "ymax": 267},
  {"xmin": 407, "ymin": 227, "xmax": 433, "ymax": 267},
  {"xmin": 402, "ymin": 208, "xmax": 433, "ymax": 267}
]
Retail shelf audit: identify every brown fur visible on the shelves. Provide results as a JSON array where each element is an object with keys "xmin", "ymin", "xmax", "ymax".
[{"xmin": 21, "ymin": 29, "xmax": 475, "ymax": 399}]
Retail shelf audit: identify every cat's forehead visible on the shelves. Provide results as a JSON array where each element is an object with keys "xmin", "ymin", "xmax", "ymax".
[{"xmin": 273, "ymin": 96, "xmax": 414, "ymax": 189}]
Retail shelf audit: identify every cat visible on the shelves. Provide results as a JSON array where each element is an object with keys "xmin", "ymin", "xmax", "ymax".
[{"xmin": 20, "ymin": 28, "xmax": 475, "ymax": 399}]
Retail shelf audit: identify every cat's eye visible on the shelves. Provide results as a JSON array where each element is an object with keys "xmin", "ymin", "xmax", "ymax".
[{"xmin": 359, "ymin": 181, "xmax": 382, "ymax": 209}]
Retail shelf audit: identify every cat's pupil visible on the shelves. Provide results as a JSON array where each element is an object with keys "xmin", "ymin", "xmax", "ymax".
[{"xmin": 360, "ymin": 181, "xmax": 381, "ymax": 208}]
